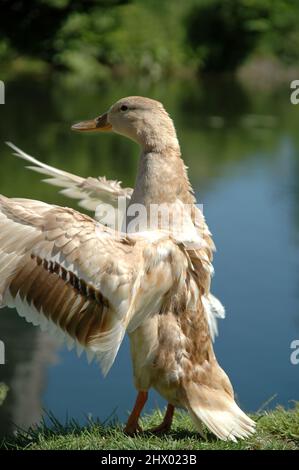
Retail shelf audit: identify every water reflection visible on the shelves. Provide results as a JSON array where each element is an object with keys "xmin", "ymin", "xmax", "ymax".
[
  {"xmin": 0, "ymin": 313, "xmax": 59, "ymax": 437},
  {"xmin": 0, "ymin": 75, "xmax": 298, "ymax": 438}
]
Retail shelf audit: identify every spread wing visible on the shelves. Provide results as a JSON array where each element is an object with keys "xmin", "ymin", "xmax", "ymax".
[
  {"xmin": 0, "ymin": 195, "xmax": 183, "ymax": 375},
  {"xmin": 6, "ymin": 142, "xmax": 133, "ymax": 224},
  {"xmin": 6, "ymin": 143, "xmax": 225, "ymax": 338}
]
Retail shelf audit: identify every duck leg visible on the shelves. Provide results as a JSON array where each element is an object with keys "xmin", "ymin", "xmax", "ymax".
[
  {"xmin": 124, "ymin": 391, "xmax": 148, "ymax": 435},
  {"xmin": 148, "ymin": 403, "xmax": 175, "ymax": 434}
]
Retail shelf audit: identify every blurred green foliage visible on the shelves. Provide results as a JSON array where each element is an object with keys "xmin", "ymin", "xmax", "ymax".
[
  {"xmin": 0, "ymin": 0, "xmax": 192, "ymax": 79},
  {"xmin": 0, "ymin": 0, "xmax": 299, "ymax": 78},
  {"xmin": 185, "ymin": 0, "xmax": 269, "ymax": 72},
  {"xmin": 185, "ymin": 0, "xmax": 299, "ymax": 72}
]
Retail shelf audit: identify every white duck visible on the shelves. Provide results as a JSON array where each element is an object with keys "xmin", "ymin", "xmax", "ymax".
[{"xmin": 0, "ymin": 96, "xmax": 255, "ymax": 441}]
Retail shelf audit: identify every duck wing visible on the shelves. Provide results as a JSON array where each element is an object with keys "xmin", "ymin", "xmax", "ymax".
[
  {"xmin": 0, "ymin": 195, "xmax": 183, "ymax": 375},
  {"xmin": 6, "ymin": 142, "xmax": 133, "ymax": 225}
]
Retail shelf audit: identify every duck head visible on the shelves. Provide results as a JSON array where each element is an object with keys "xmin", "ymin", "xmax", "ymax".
[{"xmin": 71, "ymin": 96, "xmax": 179, "ymax": 152}]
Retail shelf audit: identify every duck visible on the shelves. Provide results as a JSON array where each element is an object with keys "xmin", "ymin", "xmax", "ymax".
[{"xmin": 0, "ymin": 96, "xmax": 255, "ymax": 441}]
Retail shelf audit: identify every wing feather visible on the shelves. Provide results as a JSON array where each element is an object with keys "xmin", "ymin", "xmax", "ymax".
[{"xmin": 6, "ymin": 142, "xmax": 133, "ymax": 223}]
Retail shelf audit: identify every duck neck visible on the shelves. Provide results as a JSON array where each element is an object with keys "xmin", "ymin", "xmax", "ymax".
[{"xmin": 130, "ymin": 146, "xmax": 195, "ymax": 208}]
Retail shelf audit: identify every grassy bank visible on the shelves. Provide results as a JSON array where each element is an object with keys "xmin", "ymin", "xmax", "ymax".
[{"xmin": 2, "ymin": 405, "xmax": 299, "ymax": 450}]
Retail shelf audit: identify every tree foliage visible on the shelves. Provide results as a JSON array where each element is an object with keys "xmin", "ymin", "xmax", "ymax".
[
  {"xmin": 185, "ymin": 0, "xmax": 299, "ymax": 72},
  {"xmin": 1, "ymin": 0, "xmax": 299, "ymax": 77},
  {"xmin": 0, "ymin": 0, "xmax": 128, "ymax": 61}
]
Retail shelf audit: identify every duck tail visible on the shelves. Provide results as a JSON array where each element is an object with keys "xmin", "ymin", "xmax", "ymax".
[{"xmin": 183, "ymin": 381, "xmax": 256, "ymax": 442}]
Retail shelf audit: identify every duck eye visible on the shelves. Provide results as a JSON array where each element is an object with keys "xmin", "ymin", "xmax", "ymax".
[{"xmin": 120, "ymin": 105, "xmax": 128, "ymax": 112}]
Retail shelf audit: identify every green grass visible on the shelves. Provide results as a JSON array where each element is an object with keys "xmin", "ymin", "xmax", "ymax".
[{"xmin": 2, "ymin": 405, "xmax": 299, "ymax": 450}]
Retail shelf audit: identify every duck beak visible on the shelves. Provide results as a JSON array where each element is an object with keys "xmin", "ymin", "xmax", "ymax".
[{"xmin": 71, "ymin": 112, "xmax": 112, "ymax": 132}]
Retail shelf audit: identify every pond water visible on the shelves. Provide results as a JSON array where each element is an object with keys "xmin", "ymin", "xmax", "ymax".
[{"xmin": 0, "ymin": 75, "xmax": 299, "ymax": 438}]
